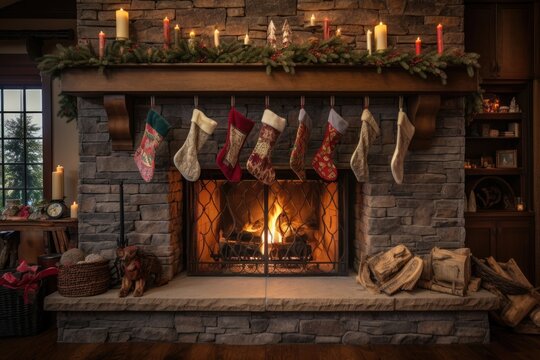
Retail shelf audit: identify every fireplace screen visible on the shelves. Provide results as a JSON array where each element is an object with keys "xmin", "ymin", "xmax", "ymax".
[{"xmin": 186, "ymin": 171, "xmax": 348, "ymax": 275}]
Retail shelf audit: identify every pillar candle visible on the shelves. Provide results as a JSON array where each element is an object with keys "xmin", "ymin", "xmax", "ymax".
[
  {"xmin": 163, "ymin": 17, "xmax": 170, "ymax": 49},
  {"xmin": 374, "ymin": 22, "xmax": 387, "ymax": 51},
  {"xmin": 98, "ymin": 31, "xmax": 106, "ymax": 59},
  {"xmin": 189, "ymin": 30, "xmax": 195, "ymax": 47},
  {"xmin": 437, "ymin": 23, "xmax": 444, "ymax": 54},
  {"xmin": 70, "ymin": 201, "xmax": 78, "ymax": 219},
  {"xmin": 415, "ymin": 37, "xmax": 422, "ymax": 55},
  {"xmin": 244, "ymin": 33, "xmax": 250, "ymax": 45},
  {"xmin": 310, "ymin": 14, "xmax": 316, "ymax": 27},
  {"xmin": 51, "ymin": 165, "xmax": 64, "ymax": 201},
  {"xmin": 115, "ymin": 8, "xmax": 129, "ymax": 40},
  {"xmin": 323, "ymin": 18, "xmax": 330, "ymax": 40},
  {"xmin": 174, "ymin": 24, "xmax": 180, "ymax": 47},
  {"xmin": 336, "ymin": 28, "xmax": 341, "ymax": 37},
  {"xmin": 214, "ymin": 29, "xmax": 220, "ymax": 47},
  {"xmin": 366, "ymin": 29, "xmax": 372, "ymax": 55}
]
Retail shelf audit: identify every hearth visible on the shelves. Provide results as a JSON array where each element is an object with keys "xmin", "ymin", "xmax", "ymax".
[{"xmin": 185, "ymin": 170, "xmax": 349, "ymax": 276}]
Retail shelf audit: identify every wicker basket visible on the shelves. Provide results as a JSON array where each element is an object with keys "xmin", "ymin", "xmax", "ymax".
[
  {"xmin": 0, "ymin": 273, "xmax": 46, "ymax": 337},
  {"xmin": 58, "ymin": 260, "xmax": 111, "ymax": 297}
]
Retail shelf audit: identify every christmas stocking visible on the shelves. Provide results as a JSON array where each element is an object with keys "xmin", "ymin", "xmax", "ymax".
[
  {"xmin": 174, "ymin": 108, "xmax": 217, "ymax": 182},
  {"xmin": 134, "ymin": 109, "xmax": 171, "ymax": 182},
  {"xmin": 216, "ymin": 108, "xmax": 255, "ymax": 182},
  {"xmin": 290, "ymin": 108, "xmax": 312, "ymax": 181},
  {"xmin": 390, "ymin": 107, "xmax": 415, "ymax": 184},
  {"xmin": 247, "ymin": 109, "xmax": 286, "ymax": 185},
  {"xmin": 312, "ymin": 108, "xmax": 349, "ymax": 182},
  {"xmin": 350, "ymin": 108, "xmax": 380, "ymax": 182}
]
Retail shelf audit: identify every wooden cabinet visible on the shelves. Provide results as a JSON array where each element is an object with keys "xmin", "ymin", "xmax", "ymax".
[
  {"xmin": 466, "ymin": 212, "xmax": 535, "ymax": 282},
  {"xmin": 465, "ymin": 2, "xmax": 533, "ymax": 80}
]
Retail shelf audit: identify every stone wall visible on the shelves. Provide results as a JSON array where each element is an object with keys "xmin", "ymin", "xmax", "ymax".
[{"xmin": 57, "ymin": 310, "xmax": 489, "ymax": 344}]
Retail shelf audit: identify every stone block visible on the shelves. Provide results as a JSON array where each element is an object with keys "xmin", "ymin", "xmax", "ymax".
[
  {"xmin": 391, "ymin": 334, "xmax": 433, "ymax": 344},
  {"xmin": 367, "ymin": 217, "xmax": 401, "ymax": 235},
  {"xmin": 61, "ymin": 328, "xmax": 108, "ymax": 343},
  {"xmin": 198, "ymin": 333, "xmax": 216, "ymax": 343},
  {"xmin": 96, "ymin": 156, "xmax": 138, "ymax": 172},
  {"xmin": 215, "ymin": 333, "xmax": 281, "ymax": 345},
  {"xmin": 251, "ymin": 319, "xmax": 269, "ymax": 333},
  {"xmin": 193, "ymin": 0, "xmax": 244, "ymax": 7},
  {"xmin": 174, "ymin": 315, "xmax": 204, "ymax": 333},
  {"xmin": 267, "ymin": 318, "xmax": 298, "ymax": 333},
  {"xmin": 140, "ymin": 204, "xmax": 171, "ymax": 221},
  {"xmin": 132, "ymin": 327, "xmax": 177, "ymax": 342},
  {"xmin": 218, "ymin": 316, "xmax": 250, "ymax": 329},
  {"xmin": 281, "ymin": 333, "xmax": 315, "ymax": 343},
  {"xmin": 418, "ymin": 321, "xmax": 455, "ymax": 336},
  {"xmin": 108, "ymin": 332, "xmax": 131, "ymax": 342},
  {"xmin": 300, "ymin": 320, "xmax": 345, "ymax": 336},
  {"xmin": 342, "ymin": 331, "xmax": 369, "ymax": 345},
  {"xmin": 315, "ymin": 336, "xmax": 342, "ymax": 344},
  {"xmin": 246, "ymin": 0, "xmax": 295, "ymax": 16},
  {"xmin": 175, "ymin": 8, "xmax": 226, "ymax": 28},
  {"xmin": 363, "ymin": 321, "xmax": 416, "ymax": 335},
  {"xmin": 177, "ymin": 334, "xmax": 198, "ymax": 343},
  {"xmin": 135, "ymin": 221, "xmax": 170, "ymax": 234}
]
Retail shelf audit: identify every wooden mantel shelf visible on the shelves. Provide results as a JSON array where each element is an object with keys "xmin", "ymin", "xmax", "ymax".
[{"xmin": 60, "ymin": 64, "xmax": 478, "ymax": 150}]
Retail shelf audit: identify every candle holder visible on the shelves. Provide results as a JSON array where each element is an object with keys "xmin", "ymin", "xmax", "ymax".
[{"xmin": 305, "ymin": 24, "xmax": 322, "ymax": 45}]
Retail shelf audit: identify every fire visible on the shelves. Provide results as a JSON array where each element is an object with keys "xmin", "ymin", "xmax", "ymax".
[{"xmin": 264, "ymin": 202, "xmax": 283, "ymax": 245}]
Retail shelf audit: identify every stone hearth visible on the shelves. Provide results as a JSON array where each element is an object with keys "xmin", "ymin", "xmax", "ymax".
[{"xmin": 46, "ymin": 275, "xmax": 498, "ymax": 344}]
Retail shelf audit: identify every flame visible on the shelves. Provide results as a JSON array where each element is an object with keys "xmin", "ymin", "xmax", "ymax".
[{"xmin": 264, "ymin": 202, "xmax": 283, "ymax": 245}]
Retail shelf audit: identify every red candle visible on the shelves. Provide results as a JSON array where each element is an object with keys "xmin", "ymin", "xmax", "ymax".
[
  {"xmin": 415, "ymin": 36, "xmax": 421, "ymax": 55},
  {"xmin": 163, "ymin": 16, "xmax": 170, "ymax": 49},
  {"xmin": 98, "ymin": 31, "xmax": 106, "ymax": 59},
  {"xmin": 323, "ymin": 18, "xmax": 330, "ymax": 40},
  {"xmin": 437, "ymin": 23, "xmax": 444, "ymax": 55}
]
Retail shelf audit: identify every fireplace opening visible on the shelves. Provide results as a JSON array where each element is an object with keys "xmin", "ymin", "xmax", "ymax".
[{"xmin": 186, "ymin": 170, "xmax": 349, "ymax": 276}]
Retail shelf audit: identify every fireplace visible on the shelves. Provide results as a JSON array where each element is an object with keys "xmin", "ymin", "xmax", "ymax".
[{"xmin": 185, "ymin": 170, "xmax": 349, "ymax": 276}]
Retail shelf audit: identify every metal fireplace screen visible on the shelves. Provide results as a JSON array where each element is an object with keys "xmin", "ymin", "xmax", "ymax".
[{"xmin": 186, "ymin": 172, "xmax": 348, "ymax": 275}]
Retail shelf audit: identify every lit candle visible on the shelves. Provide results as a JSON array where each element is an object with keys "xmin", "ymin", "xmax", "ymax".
[
  {"xmin": 437, "ymin": 23, "xmax": 444, "ymax": 54},
  {"xmin": 174, "ymin": 24, "xmax": 180, "ymax": 48},
  {"xmin": 336, "ymin": 28, "xmax": 341, "ymax": 37},
  {"xmin": 323, "ymin": 18, "xmax": 330, "ymax": 40},
  {"xmin": 163, "ymin": 17, "xmax": 170, "ymax": 49},
  {"xmin": 189, "ymin": 30, "xmax": 195, "ymax": 47},
  {"xmin": 374, "ymin": 22, "xmax": 387, "ymax": 51},
  {"xmin": 51, "ymin": 165, "xmax": 64, "ymax": 201},
  {"xmin": 98, "ymin": 31, "xmax": 106, "ymax": 59},
  {"xmin": 244, "ymin": 33, "xmax": 250, "ymax": 45},
  {"xmin": 310, "ymin": 14, "xmax": 316, "ymax": 26},
  {"xmin": 366, "ymin": 29, "xmax": 372, "ymax": 55},
  {"xmin": 70, "ymin": 201, "xmax": 78, "ymax": 219},
  {"xmin": 214, "ymin": 28, "xmax": 220, "ymax": 47},
  {"xmin": 415, "ymin": 36, "xmax": 422, "ymax": 55},
  {"xmin": 115, "ymin": 8, "xmax": 129, "ymax": 40}
]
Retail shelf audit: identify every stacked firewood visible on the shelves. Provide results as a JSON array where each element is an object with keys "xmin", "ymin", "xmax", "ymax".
[{"xmin": 473, "ymin": 256, "xmax": 540, "ymax": 331}]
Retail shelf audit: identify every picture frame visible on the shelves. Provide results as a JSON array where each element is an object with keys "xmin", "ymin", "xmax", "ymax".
[
  {"xmin": 480, "ymin": 156, "xmax": 494, "ymax": 168},
  {"xmin": 496, "ymin": 150, "xmax": 517, "ymax": 168}
]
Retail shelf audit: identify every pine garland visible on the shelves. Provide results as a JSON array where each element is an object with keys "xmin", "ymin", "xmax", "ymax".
[{"xmin": 37, "ymin": 37, "xmax": 482, "ymax": 121}]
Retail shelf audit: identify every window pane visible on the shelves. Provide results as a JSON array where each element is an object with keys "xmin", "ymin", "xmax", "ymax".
[
  {"xmin": 25, "ymin": 89, "xmax": 42, "ymax": 111},
  {"xmin": 3, "ymin": 89, "xmax": 23, "ymax": 111},
  {"xmin": 27, "ymin": 114, "xmax": 43, "ymax": 138},
  {"xmin": 26, "ymin": 164, "xmax": 43, "ymax": 188},
  {"xmin": 26, "ymin": 139, "xmax": 43, "ymax": 163},
  {"xmin": 5, "ymin": 189, "xmax": 23, "ymax": 202},
  {"xmin": 26, "ymin": 189, "xmax": 43, "ymax": 206},
  {"xmin": 3, "ymin": 113, "xmax": 24, "ymax": 138},
  {"xmin": 4, "ymin": 140, "xmax": 24, "ymax": 163},
  {"xmin": 4, "ymin": 164, "xmax": 24, "ymax": 188}
]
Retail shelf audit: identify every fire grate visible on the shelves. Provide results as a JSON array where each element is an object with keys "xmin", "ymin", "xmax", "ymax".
[{"xmin": 186, "ymin": 170, "xmax": 349, "ymax": 276}]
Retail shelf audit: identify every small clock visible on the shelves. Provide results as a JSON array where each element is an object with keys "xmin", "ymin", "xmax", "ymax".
[{"xmin": 46, "ymin": 201, "xmax": 68, "ymax": 219}]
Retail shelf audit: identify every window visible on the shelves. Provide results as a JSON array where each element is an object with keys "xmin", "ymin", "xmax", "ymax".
[{"xmin": 0, "ymin": 87, "xmax": 44, "ymax": 206}]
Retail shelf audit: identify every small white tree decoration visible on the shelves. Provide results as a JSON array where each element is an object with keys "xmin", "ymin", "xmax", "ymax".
[
  {"xmin": 282, "ymin": 19, "xmax": 292, "ymax": 47},
  {"xmin": 267, "ymin": 20, "xmax": 277, "ymax": 49}
]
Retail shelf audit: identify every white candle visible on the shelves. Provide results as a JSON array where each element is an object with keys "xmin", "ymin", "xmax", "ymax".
[
  {"xmin": 115, "ymin": 8, "xmax": 129, "ymax": 40},
  {"xmin": 336, "ymin": 28, "xmax": 341, "ymax": 37},
  {"xmin": 70, "ymin": 201, "xmax": 78, "ymax": 219},
  {"xmin": 374, "ymin": 22, "xmax": 387, "ymax": 51},
  {"xmin": 366, "ymin": 29, "xmax": 372, "ymax": 55},
  {"xmin": 214, "ymin": 29, "xmax": 220, "ymax": 47},
  {"xmin": 189, "ymin": 30, "xmax": 195, "ymax": 47},
  {"xmin": 244, "ymin": 33, "xmax": 250, "ymax": 45},
  {"xmin": 310, "ymin": 14, "xmax": 316, "ymax": 26},
  {"xmin": 51, "ymin": 165, "xmax": 64, "ymax": 200}
]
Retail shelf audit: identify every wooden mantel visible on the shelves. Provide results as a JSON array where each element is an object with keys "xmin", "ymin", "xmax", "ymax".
[{"xmin": 60, "ymin": 64, "xmax": 479, "ymax": 150}]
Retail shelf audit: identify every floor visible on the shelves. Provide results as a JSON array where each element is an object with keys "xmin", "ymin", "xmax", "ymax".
[{"xmin": 0, "ymin": 327, "xmax": 538, "ymax": 360}]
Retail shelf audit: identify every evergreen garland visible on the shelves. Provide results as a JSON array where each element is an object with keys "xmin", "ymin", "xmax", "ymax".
[{"xmin": 37, "ymin": 37, "xmax": 482, "ymax": 121}]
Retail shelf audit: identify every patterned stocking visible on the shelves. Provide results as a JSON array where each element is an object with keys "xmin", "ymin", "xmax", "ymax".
[
  {"xmin": 350, "ymin": 108, "xmax": 380, "ymax": 182},
  {"xmin": 312, "ymin": 109, "xmax": 349, "ymax": 182},
  {"xmin": 174, "ymin": 109, "xmax": 217, "ymax": 182},
  {"xmin": 134, "ymin": 110, "xmax": 171, "ymax": 182},
  {"xmin": 290, "ymin": 108, "xmax": 312, "ymax": 181},
  {"xmin": 391, "ymin": 107, "xmax": 415, "ymax": 184},
  {"xmin": 247, "ymin": 109, "xmax": 286, "ymax": 185},
  {"xmin": 216, "ymin": 108, "xmax": 255, "ymax": 182}
]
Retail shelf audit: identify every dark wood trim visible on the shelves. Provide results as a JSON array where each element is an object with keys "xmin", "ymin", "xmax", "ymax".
[
  {"xmin": 41, "ymin": 73, "xmax": 52, "ymax": 201},
  {"xmin": 408, "ymin": 95, "xmax": 440, "ymax": 150},
  {"xmin": 104, "ymin": 95, "xmax": 133, "ymax": 151},
  {"xmin": 0, "ymin": 54, "xmax": 40, "ymax": 84},
  {"xmin": 59, "ymin": 65, "xmax": 479, "ymax": 96},
  {"xmin": 533, "ymin": 79, "xmax": 540, "ymax": 286}
]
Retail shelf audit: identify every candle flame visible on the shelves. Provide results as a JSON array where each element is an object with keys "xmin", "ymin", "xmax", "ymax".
[
  {"xmin": 416, "ymin": 37, "xmax": 421, "ymax": 41},
  {"xmin": 311, "ymin": 14, "xmax": 315, "ymax": 20},
  {"xmin": 379, "ymin": 21, "xmax": 383, "ymax": 25},
  {"xmin": 119, "ymin": 8, "xmax": 123, "ymax": 11},
  {"xmin": 215, "ymin": 29, "xmax": 219, "ymax": 34},
  {"xmin": 99, "ymin": 31, "xmax": 104, "ymax": 35},
  {"xmin": 174, "ymin": 24, "xmax": 180, "ymax": 30},
  {"xmin": 164, "ymin": 16, "xmax": 169, "ymax": 21},
  {"xmin": 437, "ymin": 23, "xmax": 443, "ymax": 28}
]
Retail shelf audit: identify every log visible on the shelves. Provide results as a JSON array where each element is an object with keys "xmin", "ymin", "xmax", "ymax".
[
  {"xmin": 379, "ymin": 256, "xmax": 423, "ymax": 295},
  {"xmin": 367, "ymin": 244, "xmax": 412, "ymax": 283},
  {"xmin": 483, "ymin": 282, "xmax": 510, "ymax": 309},
  {"xmin": 501, "ymin": 294, "xmax": 538, "ymax": 327},
  {"xmin": 486, "ymin": 256, "xmax": 513, "ymax": 281},
  {"xmin": 420, "ymin": 253, "xmax": 432, "ymax": 281},
  {"xmin": 468, "ymin": 277, "xmax": 482, "ymax": 293},
  {"xmin": 431, "ymin": 247, "xmax": 470, "ymax": 291},
  {"xmin": 530, "ymin": 307, "xmax": 540, "ymax": 327},
  {"xmin": 504, "ymin": 258, "xmax": 532, "ymax": 288},
  {"xmin": 356, "ymin": 257, "xmax": 380, "ymax": 294}
]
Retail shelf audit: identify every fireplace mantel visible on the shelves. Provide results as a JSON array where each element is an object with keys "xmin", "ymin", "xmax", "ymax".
[{"xmin": 60, "ymin": 65, "xmax": 478, "ymax": 150}]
